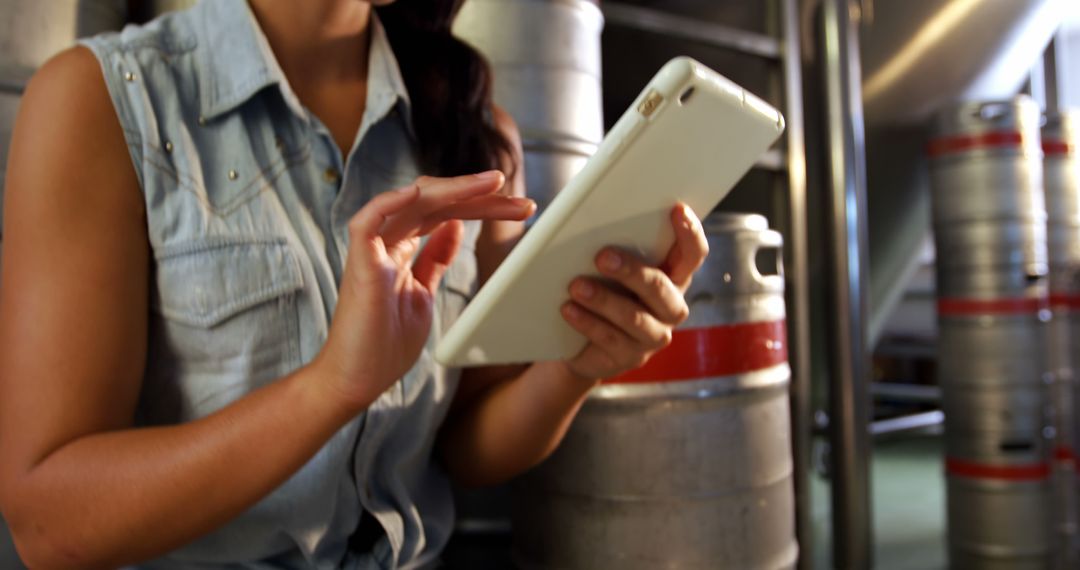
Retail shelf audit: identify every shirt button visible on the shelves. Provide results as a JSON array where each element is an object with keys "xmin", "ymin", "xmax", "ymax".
[{"xmin": 324, "ymin": 167, "xmax": 341, "ymax": 185}]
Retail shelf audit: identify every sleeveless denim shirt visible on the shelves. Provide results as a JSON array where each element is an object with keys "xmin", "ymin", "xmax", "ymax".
[{"xmin": 80, "ymin": 1, "xmax": 480, "ymax": 567}]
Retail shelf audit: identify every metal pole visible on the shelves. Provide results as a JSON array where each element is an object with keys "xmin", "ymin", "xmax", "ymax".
[
  {"xmin": 779, "ymin": 0, "xmax": 813, "ymax": 567},
  {"xmin": 820, "ymin": 0, "xmax": 873, "ymax": 568},
  {"xmin": 1044, "ymin": 37, "xmax": 1060, "ymax": 116}
]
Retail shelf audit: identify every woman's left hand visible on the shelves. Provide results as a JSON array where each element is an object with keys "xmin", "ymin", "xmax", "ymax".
[{"xmin": 561, "ymin": 203, "xmax": 709, "ymax": 380}]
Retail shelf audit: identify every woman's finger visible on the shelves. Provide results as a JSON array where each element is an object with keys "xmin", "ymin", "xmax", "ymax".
[
  {"xmin": 561, "ymin": 302, "xmax": 646, "ymax": 372},
  {"xmin": 661, "ymin": 203, "xmax": 709, "ymax": 291},
  {"xmin": 380, "ymin": 171, "xmax": 508, "ymax": 243},
  {"xmin": 346, "ymin": 184, "xmax": 421, "ymax": 243},
  {"xmin": 412, "ymin": 220, "xmax": 465, "ymax": 293},
  {"xmin": 568, "ymin": 278, "xmax": 672, "ymax": 349},
  {"xmin": 594, "ymin": 248, "xmax": 690, "ymax": 326},
  {"xmin": 432, "ymin": 195, "xmax": 536, "ymax": 222},
  {"xmin": 406, "ymin": 195, "xmax": 534, "ymax": 240},
  {"xmin": 416, "ymin": 170, "xmax": 506, "ymax": 202}
]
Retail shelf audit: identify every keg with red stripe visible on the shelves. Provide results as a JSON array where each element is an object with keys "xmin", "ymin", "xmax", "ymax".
[
  {"xmin": 930, "ymin": 97, "xmax": 1053, "ymax": 569},
  {"xmin": 1045, "ymin": 110, "xmax": 1080, "ymax": 559},
  {"xmin": 512, "ymin": 213, "xmax": 797, "ymax": 569}
]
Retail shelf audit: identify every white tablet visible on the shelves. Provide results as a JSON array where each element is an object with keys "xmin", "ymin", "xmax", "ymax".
[{"xmin": 434, "ymin": 57, "xmax": 785, "ymax": 367}]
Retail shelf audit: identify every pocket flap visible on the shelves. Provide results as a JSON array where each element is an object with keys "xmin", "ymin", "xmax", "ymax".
[{"xmin": 153, "ymin": 238, "xmax": 304, "ymax": 328}]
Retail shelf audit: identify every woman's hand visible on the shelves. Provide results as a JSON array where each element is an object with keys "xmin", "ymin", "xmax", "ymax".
[
  {"xmin": 560, "ymin": 203, "xmax": 709, "ymax": 380},
  {"xmin": 315, "ymin": 171, "xmax": 535, "ymax": 411}
]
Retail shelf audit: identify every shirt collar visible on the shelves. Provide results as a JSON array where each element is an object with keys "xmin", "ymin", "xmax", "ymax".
[{"xmin": 197, "ymin": 0, "xmax": 413, "ymax": 132}]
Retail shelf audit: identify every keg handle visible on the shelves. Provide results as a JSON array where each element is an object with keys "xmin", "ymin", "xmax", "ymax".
[
  {"xmin": 748, "ymin": 232, "xmax": 785, "ymax": 287},
  {"xmin": 972, "ymin": 102, "xmax": 1012, "ymax": 126}
]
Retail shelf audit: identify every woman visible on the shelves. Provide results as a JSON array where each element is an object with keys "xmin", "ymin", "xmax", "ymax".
[{"xmin": 0, "ymin": 0, "xmax": 707, "ymax": 567}]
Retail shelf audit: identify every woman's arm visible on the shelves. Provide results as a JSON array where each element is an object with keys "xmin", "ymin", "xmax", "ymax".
[
  {"xmin": 0, "ymin": 48, "xmax": 532, "ymax": 569},
  {"xmin": 439, "ymin": 107, "xmax": 710, "ymax": 487}
]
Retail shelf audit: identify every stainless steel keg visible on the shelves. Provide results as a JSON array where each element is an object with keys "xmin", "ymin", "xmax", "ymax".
[
  {"xmin": 512, "ymin": 214, "xmax": 797, "ymax": 570},
  {"xmin": 1045, "ymin": 110, "xmax": 1080, "ymax": 560},
  {"xmin": 930, "ymin": 96, "xmax": 1053, "ymax": 569},
  {"xmin": 930, "ymin": 97, "xmax": 1047, "ymax": 280},
  {"xmin": 453, "ymin": 0, "xmax": 604, "ymax": 214}
]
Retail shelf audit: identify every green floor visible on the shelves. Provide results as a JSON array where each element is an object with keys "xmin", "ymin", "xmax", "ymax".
[{"xmin": 812, "ymin": 435, "xmax": 947, "ymax": 570}]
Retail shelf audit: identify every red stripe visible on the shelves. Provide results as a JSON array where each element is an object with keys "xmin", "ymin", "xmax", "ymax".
[
  {"xmin": 1054, "ymin": 445, "xmax": 1076, "ymax": 466},
  {"xmin": 1050, "ymin": 293, "xmax": 1080, "ymax": 310},
  {"xmin": 927, "ymin": 131, "xmax": 1026, "ymax": 157},
  {"xmin": 937, "ymin": 297, "xmax": 1045, "ymax": 315},
  {"xmin": 1043, "ymin": 140, "xmax": 1074, "ymax": 156},
  {"xmin": 605, "ymin": 320, "xmax": 788, "ymax": 384},
  {"xmin": 946, "ymin": 458, "xmax": 1050, "ymax": 481}
]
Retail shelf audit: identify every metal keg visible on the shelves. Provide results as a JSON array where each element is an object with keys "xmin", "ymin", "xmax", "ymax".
[
  {"xmin": 1045, "ymin": 110, "xmax": 1080, "ymax": 560},
  {"xmin": 453, "ymin": 0, "xmax": 603, "ymax": 214},
  {"xmin": 929, "ymin": 97, "xmax": 1047, "ymax": 277},
  {"xmin": 512, "ymin": 214, "xmax": 797, "ymax": 570},
  {"xmin": 929, "ymin": 96, "xmax": 1053, "ymax": 569}
]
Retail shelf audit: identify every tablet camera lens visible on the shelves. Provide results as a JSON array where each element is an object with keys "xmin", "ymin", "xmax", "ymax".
[{"xmin": 678, "ymin": 86, "xmax": 696, "ymax": 106}]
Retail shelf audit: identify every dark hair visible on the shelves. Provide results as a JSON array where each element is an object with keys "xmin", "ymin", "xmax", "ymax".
[{"xmin": 376, "ymin": 0, "xmax": 517, "ymax": 179}]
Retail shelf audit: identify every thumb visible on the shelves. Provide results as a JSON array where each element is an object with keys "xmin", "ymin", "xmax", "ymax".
[{"xmin": 412, "ymin": 219, "xmax": 465, "ymax": 293}]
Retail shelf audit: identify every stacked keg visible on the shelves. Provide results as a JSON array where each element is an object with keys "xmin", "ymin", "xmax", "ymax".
[
  {"xmin": 453, "ymin": 0, "xmax": 604, "ymax": 214},
  {"xmin": 512, "ymin": 214, "xmax": 798, "ymax": 570},
  {"xmin": 1044, "ymin": 110, "xmax": 1080, "ymax": 561},
  {"xmin": 929, "ymin": 96, "xmax": 1053, "ymax": 569}
]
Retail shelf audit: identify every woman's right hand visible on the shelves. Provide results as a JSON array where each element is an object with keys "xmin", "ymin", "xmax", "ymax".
[{"xmin": 313, "ymin": 171, "xmax": 534, "ymax": 412}]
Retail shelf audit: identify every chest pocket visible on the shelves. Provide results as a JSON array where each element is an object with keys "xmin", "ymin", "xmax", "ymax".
[{"xmin": 144, "ymin": 238, "xmax": 305, "ymax": 421}]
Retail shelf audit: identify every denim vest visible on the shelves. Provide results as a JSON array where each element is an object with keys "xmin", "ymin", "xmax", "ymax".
[{"xmin": 80, "ymin": 1, "xmax": 479, "ymax": 567}]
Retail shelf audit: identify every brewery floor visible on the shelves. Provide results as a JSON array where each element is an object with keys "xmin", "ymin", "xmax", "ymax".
[{"xmin": 812, "ymin": 434, "xmax": 948, "ymax": 570}]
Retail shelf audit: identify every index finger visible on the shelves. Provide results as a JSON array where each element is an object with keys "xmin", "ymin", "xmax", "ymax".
[
  {"xmin": 379, "ymin": 170, "xmax": 507, "ymax": 243},
  {"xmin": 415, "ymin": 170, "xmax": 506, "ymax": 203}
]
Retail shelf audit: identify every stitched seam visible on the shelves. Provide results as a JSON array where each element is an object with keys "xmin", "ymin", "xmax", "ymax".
[
  {"xmin": 288, "ymin": 292, "xmax": 301, "ymax": 365},
  {"xmin": 123, "ymin": 32, "xmax": 198, "ymax": 56},
  {"xmin": 154, "ymin": 236, "xmax": 288, "ymax": 259},
  {"xmin": 158, "ymin": 281, "xmax": 302, "ymax": 327},
  {"xmin": 153, "ymin": 240, "xmax": 305, "ymax": 326},
  {"xmin": 141, "ymin": 141, "xmax": 311, "ymax": 216}
]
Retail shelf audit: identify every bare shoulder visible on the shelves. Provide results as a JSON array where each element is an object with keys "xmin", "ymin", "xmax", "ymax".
[
  {"xmin": 21, "ymin": 45, "xmax": 118, "ymax": 131},
  {"xmin": 7, "ymin": 45, "xmax": 142, "ymax": 225},
  {"xmin": 27, "ymin": 45, "xmax": 105, "ymax": 91},
  {"xmin": 17, "ymin": 45, "xmax": 133, "ymax": 168}
]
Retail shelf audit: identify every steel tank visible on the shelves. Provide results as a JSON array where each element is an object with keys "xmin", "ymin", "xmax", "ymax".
[
  {"xmin": 512, "ymin": 214, "xmax": 797, "ymax": 570},
  {"xmin": 452, "ymin": 0, "xmax": 603, "ymax": 214},
  {"xmin": 1045, "ymin": 110, "xmax": 1080, "ymax": 561},
  {"xmin": 929, "ymin": 97, "xmax": 1054, "ymax": 569}
]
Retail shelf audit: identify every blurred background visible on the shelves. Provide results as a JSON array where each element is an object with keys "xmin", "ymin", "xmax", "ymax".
[{"xmin": 3, "ymin": 1, "xmax": 1080, "ymax": 568}]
